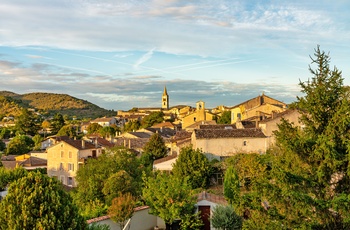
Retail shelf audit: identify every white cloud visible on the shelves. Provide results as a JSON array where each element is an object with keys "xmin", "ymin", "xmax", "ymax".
[{"xmin": 133, "ymin": 48, "xmax": 156, "ymax": 69}]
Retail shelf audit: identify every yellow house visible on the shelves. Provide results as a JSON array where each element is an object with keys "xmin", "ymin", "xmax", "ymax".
[
  {"xmin": 47, "ymin": 139, "xmax": 102, "ymax": 187},
  {"xmin": 230, "ymin": 94, "xmax": 287, "ymax": 124},
  {"xmin": 181, "ymin": 101, "xmax": 215, "ymax": 129}
]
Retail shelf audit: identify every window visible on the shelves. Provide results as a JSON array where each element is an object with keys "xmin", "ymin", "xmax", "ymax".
[
  {"xmin": 59, "ymin": 162, "xmax": 64, "ymax": 171},
  {"xmin": 237, "ymin": 113, "xmax": 241, "ymax": 119},
  {"xmin": 68, "ymin": 163, "xmax": 74, "ymax": 171},
  {"xmin": 92, "ymin": 150, "xmax": 97, "ymax": 158},
  {"xmin": 61, "ymin": 151, "xmax": 64, "ymax": 158},
  {"xmin": 243, "ymin": 141, "xmax": 247, "ymax": 146},
  {"xmin": 68, "ymin": 177, "xmax": 73, "ymax": 186},
  {"xmin": 194, "ymin": 117, "xmax": 196, "ymax": 122},
  {"xmin": 69, "ymin": 151, "xmax": 72, "ymax": 158}
]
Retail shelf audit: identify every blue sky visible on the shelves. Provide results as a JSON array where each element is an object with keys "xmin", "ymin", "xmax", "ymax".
[{"xmin": 1, "ymin": 0, "xmax": 350, "ymax": 110}]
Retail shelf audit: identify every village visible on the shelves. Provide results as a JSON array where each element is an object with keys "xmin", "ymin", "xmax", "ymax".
[{"xmin": 0, "ymin": 85, "xmax": 302, "ymax": 230}]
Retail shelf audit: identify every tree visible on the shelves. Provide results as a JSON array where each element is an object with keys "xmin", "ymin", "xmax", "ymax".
[
  {"xmin": 0, "ymin": 171, "xmax": 86, "ymax": 229},
  {"xmin": 0, "ymin": 139, "xmax": 5, "ymax": 152},
  {"xmin": 102, "ymin": 170, "xmax": 135, "ymax": 205},
  {"xmin": 6, "ymin": 134, "xmax": 34, "ymax": 155},
  {"xmin": 211, "ymin": 205, "xmax": 242, "ymax": 230},
  {"xmin": 142, "ymin": 133, "xmax": 168, "ymax": 166},
  {"xmin": 223, "ymin": 46, "xmax": 350, "ymax": 229},
  {"xmin": 217, "ymin": 111, "xmax": 231, "ymax": 124},
  {"xmin": 74, "ymin": 147, "xmax": 142, "ymax": 218},
  {"xmin": 42, "ymin": 120, "xmax": 51, "ymax": 137},
  {"xmin": 0, "ymin": 127, "xmax": 11, "ymax": 139},
  {"xmin": 87, "ymin": 123, "xmax": 103, "ymax": 134},
  {"xmin": 15, "ymin": 108, "xmax": 40, "ymax": 136},
  {"xmin": 142, "ymin": 172, "xmax": 196, "ymax": 229},
  {"xmin": 50, "ymin": 113, "xmax": 65, "ymax": 134},
  {"xmin": 223, "ymin": 166, "xmax": 240, "ymax": 205},
  {"xmin": 108, "ymin": 193, "xmax": 135, "ymax": 230},
  {"xmin": 57, "ymin": 124, "xmax": 77, "ymax": 138},
  {"xmin": 99, "ymin": 126, "xmax": 116, "ymax": 139},
  {"xmin": 32, "ymin": 134, "xmax": 44, "ymax": 151},
  {"xmin": 123, "ymin": 120, "xmax": 141, "ymax": 133},
  {"xmin": 172, "ymin": 146, "xmax": 211, "ymax": 189},
  {"xmin": 141, "ymin": 111, "xmax": 164, "ymax": 128}
]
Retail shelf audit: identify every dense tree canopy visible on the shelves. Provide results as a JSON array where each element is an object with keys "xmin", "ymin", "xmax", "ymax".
[
  {"xmin": 141, "ymin": 111, "xmax": 164, "ymax": 128},
  {"xmin": 217, "ymin": 111, "xmax": 231, "ymax": 124},
  {"xmin": 142, "ymin": 172, "xmax": 196, "ymax": 228},
  {"xmin": 0, "ymin": 171, "xmax": 85, "ymax": 229},
  {"xmin": 87, "ymin": 123, "xmax": 103, "ymax": 134},
  {"xmin": 74, "ymin": 147, "xmax": 142, "ymax": 218},
  {"xmin": 108, "ymin": 192, "xmax": 135, "ymax": 230},
  {"xmin": 57, "ymin": 124, "xmax": 78, "ymax": 138},
  {"xmin": 6, "ymin": 134, "xmax": 34, "ymax": 155},
  {"xmin": 15, "ymin": 108, "xmax": 40, "ymax": 136},
  {"xmin": 172, "ymin": 146, "xmax": 211, "ymax": 189},
  {"xmin": 224, "ymin": 46, "xmax": 350, "ymax": 229},
  {"xmin": 50, "ymin": 113, "xmax": 65, "ymax": 134},
  {"xmin": 141, "ymin": 133, "xmax": 168, "ymax": 166}
]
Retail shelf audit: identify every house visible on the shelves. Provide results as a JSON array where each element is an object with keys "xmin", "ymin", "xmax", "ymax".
[
  {"xmin": 153, "ymin": 153, "xmax": 178, "ymax": 171},
  {"xmin": 191, "ymin": 128, "xmax": 267, "ymax": 159},
  {"xmin": 41, "ymin": 136, "xmax": 71, "ymax": 150},
  {"xmin": 181, "ymin": 101, "xmax": 216, "ymax": 129},
  {"xmin": 196, "ymin": 191, "xmax": 228, "ymax": 230},
  {"xmin": 90, "ymin": 117, "xmax": 117, "ymax": 127},
  {"xmin": 87, "ymin": 206, "xmax": 165, "ymax": 230},
  {"xmin": 1, "ymin": 154, "xmax": 47, "ymax": 171},
  {"xmin": 229, "ymin": 93, "xmax": 287, "ymax": 124},
  {"xmin": 258, "ymin": 109, "xmax": 301, "ymax": 146},
  {"xmin": 47, "ymin": 139, "xmax": 102, "ymax": 187}
]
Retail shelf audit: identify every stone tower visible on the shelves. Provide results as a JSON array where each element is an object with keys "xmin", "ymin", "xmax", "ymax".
[{"xmin": 162, "ymin": 86, "xmax": 169, "ymax": 110}]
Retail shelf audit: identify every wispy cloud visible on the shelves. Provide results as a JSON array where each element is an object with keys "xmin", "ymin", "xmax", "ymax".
[{"xmin": 133, "ymin": 48, "xmax": 156, "ymax": 70}]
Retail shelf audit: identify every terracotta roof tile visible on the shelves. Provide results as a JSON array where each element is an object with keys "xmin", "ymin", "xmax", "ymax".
[
  {"xmin": 153, "ymin": 153, "xmax": 178, "ymax": 165},
  {"xmin": 194, "ymin": 128, "xmax": 266, "ymax": 139}
]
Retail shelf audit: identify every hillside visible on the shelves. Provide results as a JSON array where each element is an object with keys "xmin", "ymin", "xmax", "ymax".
[{"xmin": 0, "ymin": 91, "xmax": 115, "ymax": 119}]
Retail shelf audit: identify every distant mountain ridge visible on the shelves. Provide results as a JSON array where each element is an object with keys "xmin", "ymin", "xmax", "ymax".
[{"xmin": 0, "ymin": 91, "xmax": 115, "ymax": 119}]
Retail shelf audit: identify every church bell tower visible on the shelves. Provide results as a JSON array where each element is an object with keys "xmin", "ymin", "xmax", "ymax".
[{"xmin": 162, "ymin": 86, "xmax": 169, "ymax": 110}]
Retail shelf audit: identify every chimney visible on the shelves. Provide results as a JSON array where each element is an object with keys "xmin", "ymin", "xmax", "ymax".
[
  {"xmin": 82, "ymin": 140, "xmax": 85, "ymax": 149},
  {"xmin": 128, "ymin": 139, "xmax": 131, "ymax": 149},
  {"xmin": 95, "ymin": 137, "xmax": 98, "ymax": 148}
]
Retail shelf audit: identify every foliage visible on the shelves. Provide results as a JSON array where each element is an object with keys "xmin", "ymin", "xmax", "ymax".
[
  {"xmin": 15, "ymin": 108, "xmax": 40, "ymax": 136},
  {"xmin": 50, "ymin": 113, "xmax": 65, "ymax": 134},
  {"xmin": 180, "ymin": 211, "xmax": 204, "ymax": 230},
  {"xmin": 142, "ymin": 172, "xmax": 196, "ymax": 225},
  {"xmin": 0, "ymin": 91, "xmax": 115, "ymax": 119},
  {"xmin": 211, "ymin": 205, "xmax": 242, "ymax": 230},
  {"xmin": 57, "ymin": 124, "xmax": 78, "ymax": 138},
  {"xmin": 0, "ymin": 139, "xmax": 5, "ymax": 151},
  {"xmin": 102, "ymin": 170, "xmax": 135, "ymax": 205},
  {"xmin": 32, "ymin": 134, "xmax": 44, "ymax": 150},
  {"xmin": 0, "ymin": 171, "xmax": 86, "ymax": 229},
  {"xmin": 172, "ymin": 146, "xmax": 211, "ymax": 189},
  {"xmin": 217, "ymin": 111, "xmax": 231, "ymax": 124},
  {"xmin": 6, "ymin": 134, "xmax": 34, "ymax": 155},
  {"xmin": 0, "ymin": 167, "xmax": 28, "ymax": 191},
  {"xmin": 99, "ymin": 126, "xmax": 116, "ymax": 138},
  {"xmin": 87, "ymin": 223, "xmax": 111, "ymax": 230},
  {"xmin": 87, "ymin": 123, "xmax": 103, "ymax": 134},
  {"xmin": 74, "ymin": 147, "xmax": 142, "ymax": 217},
  {"xmin": 141, "ymin": 111, "xmax": 164, "ymax": 128},
  {"xmin": 108, "ymin": 192, "xmax": 135, "ymax": 230},
  {"xmin": 223, "ymin": 46, "xmax": 350, "ymax": 229},
  {"xmin": 0, "ymin": 127, "xmax": 11, "ymax": 139},
  {"xmin": 142, "ymin": 133, "xmax": 168, "ymax": 166},
  {"xmin": 223, "ymin": 166, "xmax": 240, "ymax": 204},
  {"xmin": 123, "ymin": 120, "xmax": 141, "ymax": 133}
]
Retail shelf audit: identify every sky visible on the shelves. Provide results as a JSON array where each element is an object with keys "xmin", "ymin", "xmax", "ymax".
[{"xmin": 1, "ymin": 0, "xmax": 350, "ymax": 111}]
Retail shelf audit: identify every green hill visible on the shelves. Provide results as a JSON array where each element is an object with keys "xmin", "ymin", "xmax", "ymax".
[{"xmin": 0, "ymin": 91, "xmax": 115, "ymax": 119}]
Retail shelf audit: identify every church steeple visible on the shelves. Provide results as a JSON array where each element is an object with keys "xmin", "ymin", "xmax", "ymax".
[{"xmin": 162, "ymin": 86, "xmax": 169, "ymax": 110}]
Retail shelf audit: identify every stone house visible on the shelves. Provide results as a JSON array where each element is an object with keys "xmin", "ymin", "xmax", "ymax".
[
  {"xmin": 181, "ymin": 101, "xmax": 216, "ymax": 129},
  {"xmin": 191, "ymin": 128, "xmax": 267, "ymax": 159},
  {"xmin": 47, "ymin": 139, "xmax": 102, "ymax": 187},
  {"xmin": 230, "ymin": 93, "xmax": 287, "ymax": 124},
  {"xmin": 90, "ymin": 117, "xmax": 117, "ymax": 127}
]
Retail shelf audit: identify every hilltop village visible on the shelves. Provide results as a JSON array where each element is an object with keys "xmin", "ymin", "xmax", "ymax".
[{"xmin": 0, "ymin": 49, "xmax": 349, "ymax": 230}]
